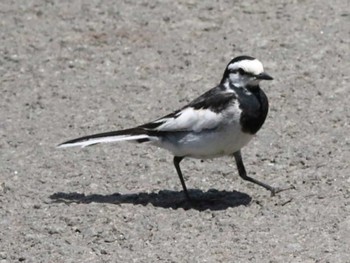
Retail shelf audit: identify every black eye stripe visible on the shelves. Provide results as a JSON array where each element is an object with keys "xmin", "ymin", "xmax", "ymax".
[
  {"xmin": 229, "ymin": 69, "xmax": 241, "ymax": 74},
  {"xmin": 229, "ymin": 68, "xmax": 255, "ymax": 77}
]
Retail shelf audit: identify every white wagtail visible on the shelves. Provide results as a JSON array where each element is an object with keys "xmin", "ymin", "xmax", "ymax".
[{"xmin": 58, "ymin": 55, "xmax": 290, "ymax": 200}]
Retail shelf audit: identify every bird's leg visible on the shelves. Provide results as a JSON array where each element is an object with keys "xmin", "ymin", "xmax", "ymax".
[
  {"xmin": 173, "ymin": 156, "xmax": 191, "ymax": 200},
  {"xmin": 233, "ymin": 151, "xmax": 292, "ymax": 196}
]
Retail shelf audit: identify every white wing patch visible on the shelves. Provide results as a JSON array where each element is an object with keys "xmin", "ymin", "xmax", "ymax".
[{"xmin": 155, "ymin": 107, "xmax": 223, "ymax": 132}]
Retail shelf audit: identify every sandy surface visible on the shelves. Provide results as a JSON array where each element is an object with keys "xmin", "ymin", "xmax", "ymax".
[{"xmin": 1, "ymin": 0, "xmax": 349, "ymax": 262}]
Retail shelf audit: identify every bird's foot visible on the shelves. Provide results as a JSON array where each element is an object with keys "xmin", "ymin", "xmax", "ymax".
[{"xmin": 270, "ymin": 185, "xmax": 296, "ymax": 197}]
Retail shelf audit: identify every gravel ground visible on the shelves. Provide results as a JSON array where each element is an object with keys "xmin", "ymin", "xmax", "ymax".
[{"xmin": 1, "ymin": 0, "xmax": 349, "ymax": 262}]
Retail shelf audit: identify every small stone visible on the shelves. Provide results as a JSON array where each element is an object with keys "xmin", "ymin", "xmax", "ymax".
[{"xmin": 0, "ymin": 252, "xmax": 7, "ymax": 259}]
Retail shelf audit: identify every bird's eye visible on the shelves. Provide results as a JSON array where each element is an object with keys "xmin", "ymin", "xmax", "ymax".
[
  {"xmin": 238, "ymin": 68, "xmax": 245, "ymax": 75},
  {"xmin": 229, "ymin": 69, "xmax": 238, "ymax": 74}
]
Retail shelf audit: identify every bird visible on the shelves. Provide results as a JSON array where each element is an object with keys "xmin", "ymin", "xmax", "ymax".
[{"xmin": 58, "ymin": 55, "xmax": 291, "ymax": 200}]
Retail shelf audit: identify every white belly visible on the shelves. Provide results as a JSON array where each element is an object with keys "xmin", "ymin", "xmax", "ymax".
[{"xmin": 154, "ymin": 124, "xmax": 254, "ymax": 159}]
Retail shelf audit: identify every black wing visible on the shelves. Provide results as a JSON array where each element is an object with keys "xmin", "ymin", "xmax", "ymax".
[{"xmin": 139, "ymin": 85, "xmax": 237, "ymax": 132}]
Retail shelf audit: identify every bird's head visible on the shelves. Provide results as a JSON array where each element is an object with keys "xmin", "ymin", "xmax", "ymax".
[{"xmin": 221, "ymin": 56, "xmax": 273, "ymax": 88}]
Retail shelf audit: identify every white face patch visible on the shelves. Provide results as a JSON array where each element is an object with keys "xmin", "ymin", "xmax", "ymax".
[
  {"xmin": 228, "ymin": 59, "xmax": 264, "ymax": 76},
  {"xmin": 227, "ymin": 59, "xmax": 265, "ymax": 87}
]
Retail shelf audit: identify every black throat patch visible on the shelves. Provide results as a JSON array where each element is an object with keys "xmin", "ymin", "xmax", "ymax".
[{"xmin": 235, "ymin": 85, "xmax": 269, "ymax": 134}]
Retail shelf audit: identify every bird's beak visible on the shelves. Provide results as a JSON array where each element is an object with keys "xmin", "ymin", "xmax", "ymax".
[{"xmin": 257, "ymin": 72, "xmax": 273, "ymax": 80}]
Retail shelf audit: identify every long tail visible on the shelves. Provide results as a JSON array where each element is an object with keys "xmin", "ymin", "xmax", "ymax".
[{"xmin": 57, "ymin": 128, "xmax": 154, "ymax": 148}]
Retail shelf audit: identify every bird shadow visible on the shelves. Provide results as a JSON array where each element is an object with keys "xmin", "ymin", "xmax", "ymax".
[{"xmin": 49, "ymin": 189, "xmax": 252, "ymax": 211}]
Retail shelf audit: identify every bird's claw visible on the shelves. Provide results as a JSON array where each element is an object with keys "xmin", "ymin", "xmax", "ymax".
[{"xmin": 270, "ymin": 185, "xmax": 296, "ymax": 197}]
